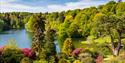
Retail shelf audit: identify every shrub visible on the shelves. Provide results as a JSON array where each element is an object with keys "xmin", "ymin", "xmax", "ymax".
[
  {"xmin": 73, "ymin": 60, "xmax": 81, "ymax": 63},
  {"xmin": 20, "ymin": 57, "xmax": 33, "ymax": 63},
  {"xmin": 78, "ymin": 52, "xmax": 96, "ymax": 63},
  {"xmin": 48, "ymin": 56, "xmax": 56, "ymax": 63},
  {"xmin": 22, "ymin": 48, "xmax": 36, "ymax": 59},
  {"xmin": 1, "ymin": 47, "xmax": 24, "ymax": 63},
  {"xmin": 103, "ymin": 52, "xmax": 125, "ymax": 63},
  {"xmin": 33, "ymin": 59, "xmax": 48, "ymax": 63},
  {"xmin": 0, "ymin": 46, "xmax": 4, "ymax": 63},
  {"xmin": 0, "ymin": 46, "xmax": 4, "ymax": 55},
  {"xmin": 58, "ymin": 58, "xmax": 71, "ymax": 63},
  {"xmin": 81, "ymin": 56, "xmax": 95, "ymax": 63},
  {"xmin": 96, "ymin": 55, "xmax": 103, "ymax": 63},
  {"xmin": 62, "ymin": 38, "xmax": 74, "ymax": 56},
  {"xmin": 72, "ymin": 48, "xmax": 83, "ymax": 57},
  {"xmin": 57, "ymin": 53, "xmax": 68, "ymax": 60}
]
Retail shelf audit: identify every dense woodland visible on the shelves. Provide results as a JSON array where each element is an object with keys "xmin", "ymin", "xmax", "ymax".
[{"xmin": 0, "ymin": 1, "xmax": 125, "ymax": 63}]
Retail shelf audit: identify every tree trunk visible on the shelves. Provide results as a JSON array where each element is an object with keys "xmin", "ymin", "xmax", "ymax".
[
  {"xmin": 112, "ymin": 32, "xmax": 122, "ymax": 56},
  {"xmin": 109, "ymin": 34, "xmax": 117, "ymax": 56},
  {"xmin": 112, "ymin": 48, "xmax": 119, "ymax": 56}
]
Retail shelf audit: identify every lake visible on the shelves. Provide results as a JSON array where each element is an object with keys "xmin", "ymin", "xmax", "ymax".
[
  {"xmin": 0, "ymin": 29, "xmax": 32, "ymax": 48},
  {"xmin": 0, "ymin": 29, "xmax": 60, "ymax": 53}
]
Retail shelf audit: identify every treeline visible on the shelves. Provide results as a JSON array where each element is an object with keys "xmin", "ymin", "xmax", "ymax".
[
  {"xmin": 0, "ymin": 12, "xmax": 33, "ymax": 31},
  {"xmin": 0, "ymin": 1, "xmax": 125, "ymax": 40}
]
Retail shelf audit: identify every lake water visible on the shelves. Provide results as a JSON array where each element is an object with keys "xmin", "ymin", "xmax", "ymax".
[
  {"xmin": 0, "ymin": 29, "xmax": 32, "ymax": 48},
  {"xmin": 0, "ymin": 29, "xmax": 60, "ymax": 53}
]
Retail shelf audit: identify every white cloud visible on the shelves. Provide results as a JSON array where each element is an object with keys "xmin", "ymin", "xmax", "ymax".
[
  {"xmin": 0, "ymin": 0, "xmax": 109, "ymax": 13},
  {"xmin": 0, "ymin": 0, "xmax": 16, "ymax": 4},
  {"xmin": 47, "ymin": 0, "xmax": 107, "ymax": 12},
  {"xmin": 0, "ymin": 1, "xmax": 47, "ymax": 13}
]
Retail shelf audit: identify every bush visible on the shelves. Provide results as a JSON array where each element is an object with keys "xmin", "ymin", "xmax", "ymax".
[
  {"xmin": 58, "ymin": 58, "xmax": 70, "ymax": 63},
  {"xmin": 0, "ymin": 46, "xmax": 4, "ymax": 55},
  {"xmin": 1, "ymin": 47, "xmax": 24, "ymax": 63},
  {"xmin": 20, "ymin": 57, "xmax": 33, "ymax": 63},
  {"xmin": 73, "ymin": 60, "xmax": 81, "ymax": 63},
  {"xmin": 72, "ymin": 48, "xmax": 83, "ymax": 57},
  {"xmin": 57, "ymin": 53, "xmax": 68, "ymax": 60},
  {"xmin": 103, "ymin": 52, "xmax": 125, "ymax": 63},
  {"xmin": 78, "ymin": 52, "xmax": 96, "ymax": 63},
  {"xmin": 0, "ymin": 46, "xmax": 4, "ymax": 63},
  {"xmin": 22, "ymin": 48, "xmax": 36, "ymax": 59},
  {"xmin": 62, "ymin": 38, "xmax": 74, "ymax": 56},
  {"xmin": 33, "ymin": 59, "xmax": 48, "ymax": 63},
  {"xmin": 96, "ymin": 55, "xmax": 103, "ymax": 63},
  {"xmin": 81, "ymin": 56, "xmax": 95, "ymax": 63}
]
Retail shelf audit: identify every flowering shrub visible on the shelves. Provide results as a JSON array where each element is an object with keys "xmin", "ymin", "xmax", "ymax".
[
  {"xmin": 72, "ymin": 48, "xmax": 83, "ymax": 57},
  {"xmin": 96, "ymin": 55, "xmax": 103, "ymax": 63},
  {"xmin": 0, "ymin": 46, "xmax": 4, "ymax": 55},
  {"xmin": 22, "ymin": 48, "xmax": 36, "ymax": 59},
  {"xmin": 0, "ymin": 46, "xmax": 4, "ymax": 63}
]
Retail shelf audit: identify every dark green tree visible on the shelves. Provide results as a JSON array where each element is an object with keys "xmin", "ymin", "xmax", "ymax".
[
  {"xmin": 0, "ymin": 19, "xmax": 5, "ymax": 32},
  {"xmin": 44, "ymin": 26, "xmax": 56, "ymax": 62},
  {"xmin": 31, "ymin": 15, "xmax": 45, "ymax": 57}
]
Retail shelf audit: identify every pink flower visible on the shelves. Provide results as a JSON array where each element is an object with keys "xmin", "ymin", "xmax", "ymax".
[
  {"xmin": 22, "ymin": 48, "xmax": 36, "ymax": 59},
  {"xmin": 0, "ymin": 46, "xmax": 4, "ymax": 55},
  {"xmin": 72, "ymin": 48, "xmax": 83, "ymax": 56},
  {"xmin": 96, "ymin": 55, "xmax": 103, "ymax": 63}
]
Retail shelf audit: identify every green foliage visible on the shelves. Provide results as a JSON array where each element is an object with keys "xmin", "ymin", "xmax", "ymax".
[
  {"xmin": 58, "ymin": 58, "xmax": 71, "ymax": 63},
  {"xmin": 44, "ymin": 26, "xmax": 56, "ymax": 62},
  {"xmin": 0, "ymin": 1, "xmax": 125, "ymax": 62},
  {"xmin": 116, "ymin": 2, "xmax": 125, "ymax": 15},
  {"xmin": 101, "ymin": 1, "xmax": 116, "ymax": 14},
  {"xmin": 103, "ymin": 53, "xmax": 125, "ymax": 63},
  {"xmin": 1, "ymin": 47, "xmax": 24, "ymax": 63},
  {"xmin": 0, "ymin": 19, "xmax": 4, "ymax": 32},
  {"xmin": 33, "ymin": 59, "xmax": 48, "ymax": 63},
  {"xmin": 20, "ymin": 57, "xmax": 33, "ymax": 63},
  {"xmin": 62, "ymin": 38, "xmax": 74, "ymax": 56},
  {"xmin": 25, "ymin": 15, "xmax": 39, "ymax": 32},
  {"xmin": 81, "ymin": 56, "xmax": 95, "ymax": 63},
  {"xmin": 31, "ymin": 15, "xmax": 45, "ymax": 57},
  {"xmin": 58, "ymin": 15, "xmax": 73, "ymax": 45}
]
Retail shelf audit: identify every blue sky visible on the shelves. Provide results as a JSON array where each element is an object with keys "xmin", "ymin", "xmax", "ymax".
[{"xmin": 0, "ymin": 0, "xmax": 124, "ymax": 13}]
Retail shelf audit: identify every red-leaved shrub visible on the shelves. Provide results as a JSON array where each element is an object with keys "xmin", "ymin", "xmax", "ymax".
[
  {"xmin": 96, "ymin": 55, "xmax": 103, "ymax": 63},
  {"xmin": 72, "ymin": 48, "xmax": 83, "ymax": 57},
  {"xmin": 22, "ymin": 48, "xmax": 36, "ymax": 59},
  {"xmin": 0, "ymin": 46, "xmax": 4, "ymax": 55}
]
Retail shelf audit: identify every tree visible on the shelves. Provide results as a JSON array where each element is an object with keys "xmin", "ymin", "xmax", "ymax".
[
  {"xmin": 116, "ymin": 2, "xmax": 125, "ymax": 15},
  {"xmin": 101, "ymin": 1, "xmax": 116, "ymax": 14},
  {"xmin": 0, "ymin": 19, "xmax": 4, "ymax": 32},
  {"xmin": 31, "ymin": 15, "xmax": 45, "ymax": 56},
  {"xmin": 57, "ymin": 12, "xmax": 65, "ymax": 22},
  {"xmin": 62, "ymin": 38, "xmax": 74, "ymax": 56},
  {"xmin": 94, "ymin": 13, "xmax": 125, "ymax": 56},
  {"xmin": 58, "ymin": 15, "xmax": 73, "ymax": 46},
  {"xmin": 25, "ymin": 15, "xmax": 37, "ymax": 32},
  {"xmin": 44, "ymin": 26, "xmax": 56, "ymax": 62}
]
